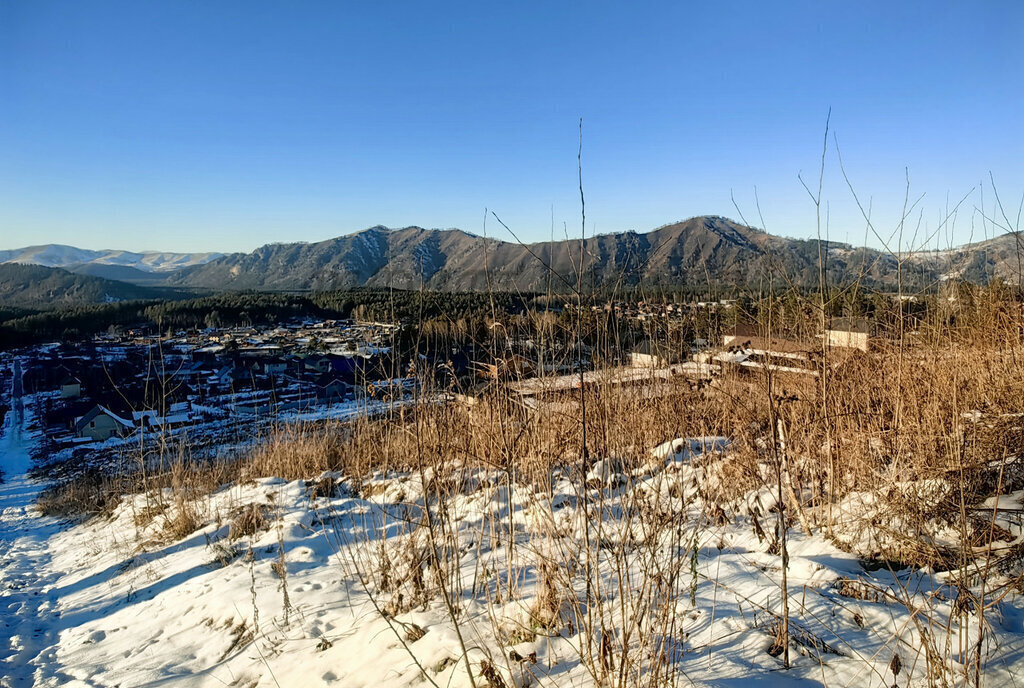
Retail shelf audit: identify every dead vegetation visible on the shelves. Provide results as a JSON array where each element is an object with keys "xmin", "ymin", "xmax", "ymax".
[
  {"xmin": 31, "ymin": 284, "xmax": 1024, "ymax": 687},
  {"xmin": 228, "ymin": 502, "xmax": 270, "ymax": 540}
]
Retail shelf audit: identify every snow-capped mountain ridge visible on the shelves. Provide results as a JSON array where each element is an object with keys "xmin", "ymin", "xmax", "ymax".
[{"xmin": 0, "ymin": 244, "xmax": 223, "ymax": 272}]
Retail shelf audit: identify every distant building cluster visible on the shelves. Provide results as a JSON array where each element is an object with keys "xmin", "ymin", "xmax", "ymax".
[{"xmin": 19, "ymin": 319, "xmax": 411, "ymax": 447}]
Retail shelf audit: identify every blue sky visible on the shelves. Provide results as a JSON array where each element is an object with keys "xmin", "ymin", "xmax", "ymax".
[{"xmin": 1, "ymin": 1, "xmax": 1021, "ymax": 253}]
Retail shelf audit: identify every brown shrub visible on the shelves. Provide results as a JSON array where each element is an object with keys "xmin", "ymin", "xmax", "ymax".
[{"xmin": 229, "ymin": 502, "xmax": 270, "ymax": 540}]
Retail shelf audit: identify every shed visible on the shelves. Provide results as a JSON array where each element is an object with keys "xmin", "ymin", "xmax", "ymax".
[
  {"xmin": 315, "ymin": 375, "xmax": 352, "ymax": 404},
  {"xmin": 60, "ymin": 376, "xmax": 82, "ymax": 399},
  {"xmin": 826, "ymin": 317, "xmax": 872, "ymax": 352}
]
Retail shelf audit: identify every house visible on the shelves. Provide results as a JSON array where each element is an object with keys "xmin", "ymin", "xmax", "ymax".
[
  {"xmin": 60, "ymin": 376, "xmax": 82, "ymax": 399},
  {"xmin": 255, "ymin": 357, "xmax": 289, "ymax": 377},
  {"xmin": 146, "ymin": 411, "xmax": 193, "ymax": 433},
  {"xmin": 74, "ymin": 405, "xmax": 134, "ymax": 442},
  {"xmin": 302, "ymin": 355, "xmax": 334, "ymax": 375},
  {"xmin": 629, "ymin": 340, "xmax": 673, "ymax": 368},
  {"xmin": 826, "ymin": 317, "xmax": 872, "ymax": 352},
  {"xmin": 325, "ymin": 354, "xmax": 364, "ymax": 382},
  {"xmin": 131, "ymin": 401, "xmax": 194, "ymax": 432},
  {"xmin": 206, "ymin": 365, "xmax": 236, "ymax": 388},
  {"xmin": 171, "ymin": 361, "xmax": 206, "ymax": 380},
  {"xmin": 315, "ymin": 375, "xmax": 352, "ymax": 404}
]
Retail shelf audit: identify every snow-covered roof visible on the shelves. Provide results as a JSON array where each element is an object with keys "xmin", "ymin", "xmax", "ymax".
[
  {"xmin": 75, "ymin": 405, "xmax": 134, "ymax": 432},
  {"xmin": 508, "ymin": 362, "xmax": 715, "ymax": 396}
]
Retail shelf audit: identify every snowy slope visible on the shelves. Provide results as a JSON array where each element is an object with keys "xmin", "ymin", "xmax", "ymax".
[
  {"xmin": 4, "ymin": 441, "xmax": 1022, "ymax": 686},
  {"xmin": 3, "ymin": 350, "xmax": 1023, "ymax": 686},
  {"xmin": 0, "ymin": 364, "xmax": 69, "ymax": 688},
  {"xmin": 0, "ymin": 245, "xmax": 222, "ymax": 273}
]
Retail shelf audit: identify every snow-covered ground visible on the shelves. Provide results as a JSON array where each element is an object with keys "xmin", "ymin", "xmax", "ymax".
[
  {"xmin": 5, "ymin": 453, "xmax": 1024, "ymax": 684},
  {"xmin": 1, "ymin": 361, "xmax": 72, "ymax": 687},
  {"xmin": 3, "ymin": 359, "xmax": 1024, "ymax": 686},
  {"xmin": 19, "ymin": 456, "xmax": 1021, "ymax": 687}
]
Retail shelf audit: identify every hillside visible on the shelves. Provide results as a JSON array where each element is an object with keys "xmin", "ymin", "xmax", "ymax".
[
  {"xmin": 0, "ymin": 245, "xmax": 222, "ymax": 276},
  {"xmin": 166, "ymin": 217, "xmax": 1024, "ymax": 292},
  {"xmin": 0, "ymin": 264, "xmax": 178, "ymax": 311},
  {"xmin": 165, "ymin": 217, "xmax": 839, "ymax": 291},
  {"xmin": 63, "ymin": 262, "xmax": 170, "ymax": 286},
  {"xmin": 5, "ymin": 219, "xmax": 1023, "ymax": 296}
]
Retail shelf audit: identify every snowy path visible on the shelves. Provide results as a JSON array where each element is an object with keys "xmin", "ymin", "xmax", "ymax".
[{"xmin": 0, "ymin": 360, "xmax": 72, "ymax": 687}]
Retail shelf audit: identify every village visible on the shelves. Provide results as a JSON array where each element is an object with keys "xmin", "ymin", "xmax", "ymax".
[
  {"xmin": 0, "ymin": 306, "xmax": 880, "ymax": 484},
  {"xmin": 4, "ymin": 319, "xmax": 411, "ymax": 461}
]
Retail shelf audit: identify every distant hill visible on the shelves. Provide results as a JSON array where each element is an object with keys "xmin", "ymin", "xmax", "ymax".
[
  {"xmin": 4, "ymin": 218, "xmax": 1023, "ymax": 295},
  {"xmin": 899, "ymin": 232, "xmax": 1024, "ymax": 286},
  {"xmin": 0, "ymin": 264, "xmax": 178, "ymax": 310},
  {"xmin": 164, "ymin": 217, "xmax": 824, "ymax": 291},
  {"xmin": 63, "ymin": 262, "xmax": 169, "ymax": 286},
  {"xmin": 0, "ymin": 244, "xmax": 222, "ymax": 279},
  {"xmin": 165, "ymin": 216, "xmax": 1024, "ymax": 292}
]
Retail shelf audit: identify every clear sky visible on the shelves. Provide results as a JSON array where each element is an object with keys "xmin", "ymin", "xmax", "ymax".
[{"xmin": 1, "ymin": 1, "xmax": 1021, "ymax": 253}]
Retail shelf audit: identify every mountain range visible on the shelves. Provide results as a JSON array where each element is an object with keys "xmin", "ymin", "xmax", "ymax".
[
  {"xmin": 2, "ymin": 217, "xmax": 1022, "ymax": 307},
  {"xmin": 0, "ymin": 245, "xmax": 222, "ymax": 286}
]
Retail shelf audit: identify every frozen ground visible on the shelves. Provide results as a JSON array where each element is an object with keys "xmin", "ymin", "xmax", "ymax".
[
  {"xmin": 2, "ymin": 362, "xmax": 1024, "ymax": 686},
  {"xmin": 1, "ymin": 360, "xmax": 73, "ymax": 686},
  {"xmin": 8, "ymin": 461, "xmax": 1024, "ymax": 687}
]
